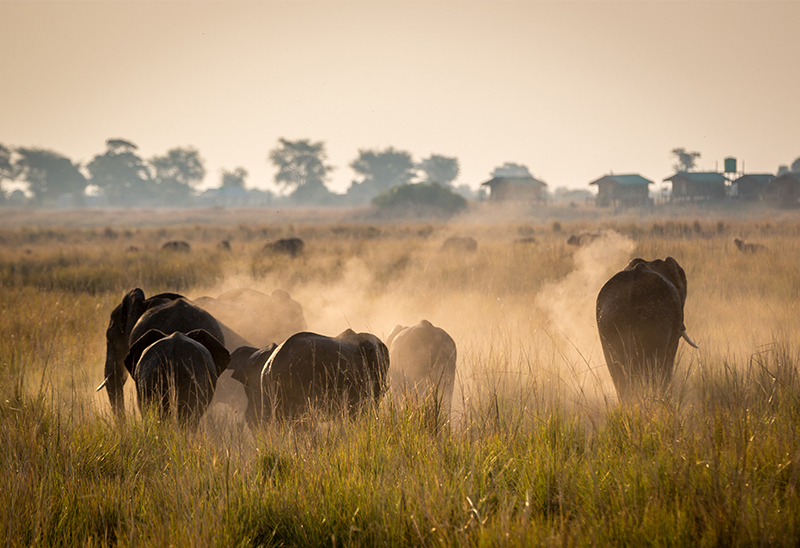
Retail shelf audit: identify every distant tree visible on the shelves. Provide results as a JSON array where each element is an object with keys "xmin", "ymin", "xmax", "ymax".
[
  {"xmin": 106, "ymin": 138, "xmax": 137, "ymax": 150},
  {"xmin": 220, "ymin": 167, "xmax": 248, "ymax": 188},
  {"xmin": 491, "ymin": 162, "xmax": 532, "ymax": 178},
  {"xmin": 87, "ymin": 139, "xmax": 151, "ymax": 206},
  {"xmin": 778, "ymin": 165, "xmax": 790, "ymax": 176},
  {"xmin": 791, "ymin": 157, "xmax": 800, "ymax": 173},
  {"xmin": 417, "ymin": 154, "xmax": 459, "ymax": 186},
  {"xmin": 373, "ymin": 181, "xmax": 467, "ymax": 216},
  {"xmin": 269, "ymin": 138, "xmax": 334, "ymax": 204},
  {"xmin": 348, "ymin": 147, "xmax": 415, "ymax": 203},
  {"xmin": 13, "ymin": 147, "xmax": 87, "ymax": 205},
  {"xmin": 150, "ymin": 147, "xmax": 206, "ymax": 205},
  {"xmin": 0, "ymin": 144, "xmax": 15, "ymax": 198},
  {"xmin": 671, "ymin": 148, "xmax": 701, "ymax": 172}
]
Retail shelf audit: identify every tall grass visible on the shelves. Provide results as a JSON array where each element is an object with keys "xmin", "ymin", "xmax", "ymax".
[{"xmin": 2, "ymin": 217, "xmax": 800, "ymax": 545}]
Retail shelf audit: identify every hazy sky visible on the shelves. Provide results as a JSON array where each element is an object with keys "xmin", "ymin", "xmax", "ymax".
[{"xmin": 3, "ymin": 1, "xmax": 799, "ymax": 194}]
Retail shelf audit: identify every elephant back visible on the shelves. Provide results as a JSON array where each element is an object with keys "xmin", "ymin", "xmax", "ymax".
[
  {"xmin": 597, "ymin": 268, "xmax": 684, "ymax": 333},
  {"xmin": 131, "ymin": 299, "xmax": 225, "ymax": 348},
  {"xmin": 262, "ymin": 331, "xmax": 388, "ymax": 420},
  {"xmin": 387, "ymin": 320, "xmax": 456, "ymax": 410}
]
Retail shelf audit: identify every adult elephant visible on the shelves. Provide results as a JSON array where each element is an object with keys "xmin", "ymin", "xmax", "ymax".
[
  {"xmin": 97, "ymin": 288, "xmax": 226, "ymax": 418},
  {"xmin": 231, "ymin": 329, "xmax": 389, "ymax": 423},
  {"xmin": 191, "ymin": 288, "xmax": 306, "ymax": 349},
  {"xmin": 386, "ymin": 320, "xmax": 457, "ymax": 415},
  {"xmin": 191, "ymin": 288, "xmax": 306, "ymax": 417},
  {"xmin": 596, "ymin": 257, "xmax": 699, "ymax": 401},
  {"xmin": 124, "ymin": 329, "xmax": 230, "ymax": 429}
]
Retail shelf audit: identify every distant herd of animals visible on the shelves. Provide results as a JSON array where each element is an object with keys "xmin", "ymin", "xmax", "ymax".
[{"xmin": 98, "ymin": 232, "xmax": 770, "ymax": 426}]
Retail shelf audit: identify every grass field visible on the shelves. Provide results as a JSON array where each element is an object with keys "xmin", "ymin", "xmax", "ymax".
[{"xmin": 2, "ymin": 205, "xmax": 800, "ymax": 546}]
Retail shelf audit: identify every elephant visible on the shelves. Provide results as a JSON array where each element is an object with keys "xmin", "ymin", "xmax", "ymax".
[
  {"xmin": 124, "ymin": 329, "xmax": 230, "ymax": 428},
  {"xmin": 385, "ymin": 320, "xmax": 457, "ymax": 414},
  {"xmin": 596, "ymin": 257, "xmax": 699, "ymax": 401},
  {"xmin": 98, "ymin": 288, "xmax": 226, "ymax": 418},
  {"xmin": 191, "ymin": 287, "xmax": 306, "ymax": 418},
  {"xmin": 567, "ymin": 233, "xmax": 601, "ymax": 246},
  {"xmin": 441, "ymin": 236, "xmax": 477, "ymax": 253},
  {"xmin": 192, "ymin": 288, "xmax": 306, "ymax": 349},
  {"xmin": 263, "ymin": 237, "xmax": 304, "ymax": 258},
  {"xmin": 161, "ymin": 240, "xmax": 191, "ymax": 252},
  {"xmin": 227, "ymin": 344, "xmax": 278, "ymax": 428},
  {"xmin": 231, "ymin": 330, "xmax": 389, "ymax": 423}
]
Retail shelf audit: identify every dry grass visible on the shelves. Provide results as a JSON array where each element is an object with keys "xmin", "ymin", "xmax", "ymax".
[{"xmin": 2, "ymin": 209, "xmax": 800, "ymax": 545}]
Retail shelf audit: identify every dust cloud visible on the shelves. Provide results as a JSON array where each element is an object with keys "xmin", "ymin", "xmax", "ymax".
[
  {"xmin": 188, "ymin": 228, "xmax": 638, "ymax": 423},
  {"xmin": 534, "ymin": 231, "xmax": 635, "ymax": 406}
]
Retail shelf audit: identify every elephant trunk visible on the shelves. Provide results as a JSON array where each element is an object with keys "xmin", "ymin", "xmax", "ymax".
[
  {"xmin": 101, "ymin": 338, "xmax": 128, "ymax": 418},
  {"xmin": 681, "ymin": 330, "xmax": 699, "ymax": 349}
]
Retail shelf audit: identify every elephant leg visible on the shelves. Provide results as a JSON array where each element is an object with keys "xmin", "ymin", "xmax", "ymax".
[{"xmin": 600, "ymin": 329, "xmax": 635, "ymax": 401}]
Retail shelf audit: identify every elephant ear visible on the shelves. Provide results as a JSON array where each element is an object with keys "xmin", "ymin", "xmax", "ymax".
[
  {"xmin": 229, "ymin": 346, "xmax": 260, "ymax": 384},
  {"xmin": 124, "ymin": 329, "xmax": 167, "ymax": 376},
  {"xmin": 663, "ymin": 257, "xmax": 688, "ymax": 305},
  {"xmin": 118, "ymin": 288, "xmax": 147, "ymax": 338},
  {"xmin": 386, "ymin": 325, "xmax": 406, "ymax": 348},
  {"xmin": 623, "ymin": 258, "xmax": 648, "ymax": 271},
  {"xmin": 186, "ymin": 329, "xmax": 231, "ymax": 376}
]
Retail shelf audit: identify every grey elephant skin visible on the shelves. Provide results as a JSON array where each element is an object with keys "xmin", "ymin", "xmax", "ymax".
[
  {"xmin": 386, "ymin": 320, "xmax": 457, "ymax": 414},
  {"xmin": 596, "ymin": 257, "xmax": 697, "ymax": 401},
  {"xmin": 99, "ymin": 288, "xmax": 225, "ymax": 418},
  {"xmin": 124, "ymin": 329, "xmax": 230, "ymax": 428},
  {"xmin": 227, "ymin": 344, "xmax": 278, "ymax": 428},
  {"xmin": 231, "ymin": 330, "xmax": 389, "ymax": 423}
]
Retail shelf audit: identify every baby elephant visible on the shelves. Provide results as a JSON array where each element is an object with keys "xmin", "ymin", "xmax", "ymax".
[
  {"xmin": 386, "ymin": 320, "xmax": 457, "ymax": 414},
  {"xmin": 227, "ymin": 343, "xmax": 278, "ymax": 428},
  {"xmin": 124, "ymin": 329, "xmax": 231, "ymax": 428}
]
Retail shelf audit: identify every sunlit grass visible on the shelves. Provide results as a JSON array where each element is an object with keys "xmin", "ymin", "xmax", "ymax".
[{"xmin": 1, "ymin": 215, "xmax": 800, "ymax": 545}]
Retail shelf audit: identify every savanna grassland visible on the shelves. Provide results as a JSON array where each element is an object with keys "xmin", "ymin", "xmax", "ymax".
[{"xmin": 3, "ymin": 205, "xmax": 800, "ymax": 546}]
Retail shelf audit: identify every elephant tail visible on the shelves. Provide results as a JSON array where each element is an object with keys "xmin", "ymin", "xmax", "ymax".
[{"xmin": 681, "ymin": 330, "xmax": 699, "ymax": 349}]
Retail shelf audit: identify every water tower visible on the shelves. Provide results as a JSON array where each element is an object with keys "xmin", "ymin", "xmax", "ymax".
[{"xmin": 724, "ymin": 157, "xmax": 742, "ymax": 198}]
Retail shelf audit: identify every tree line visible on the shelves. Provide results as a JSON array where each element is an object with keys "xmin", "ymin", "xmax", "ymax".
[{"xmin": 0, "ymin": 138, "xmax": 465, "ymax": 208}]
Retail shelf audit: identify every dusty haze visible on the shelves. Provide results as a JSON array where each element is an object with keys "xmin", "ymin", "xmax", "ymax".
[{"xmin": 2, "ymin": 1, "xmax": 799, "ymax": 194}]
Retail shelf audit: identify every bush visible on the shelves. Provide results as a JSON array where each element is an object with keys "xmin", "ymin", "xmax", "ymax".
[{"xmin": 372, "ymin": 182, "xmax": 467, "ymax": 215}]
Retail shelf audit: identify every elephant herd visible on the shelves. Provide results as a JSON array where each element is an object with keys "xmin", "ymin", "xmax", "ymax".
[
  {"xmin": 97, "ymin": 255, "xmax": 699, "ymax": 426},
  {"xmin": 97, "ymin": 288, "xmax": 458, "ymax": 427}
]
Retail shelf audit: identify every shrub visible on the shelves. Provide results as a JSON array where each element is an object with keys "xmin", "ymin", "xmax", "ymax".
[{"xmin": 372, "ymin": 182, "xmax": 467, "ymax": 216}]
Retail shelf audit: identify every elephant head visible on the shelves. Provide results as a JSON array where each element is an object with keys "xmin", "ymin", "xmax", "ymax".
[
  {"xmin": 597, "ymin": 256, "xmax": 698, "ymax": 401},
  {"xmin": 99, "ymin": 288, "xmax": 150, "ymax": 417}
]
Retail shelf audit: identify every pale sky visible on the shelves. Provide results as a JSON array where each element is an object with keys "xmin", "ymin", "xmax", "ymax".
[{"xmin": 2, "ymin": 1, "xmax": 799, "ymax": 194}]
